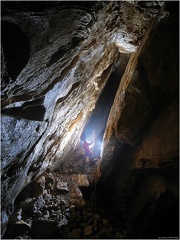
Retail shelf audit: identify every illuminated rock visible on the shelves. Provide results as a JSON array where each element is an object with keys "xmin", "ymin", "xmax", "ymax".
[
  {"xmin": 56, "ymin": 181, "xmax": 69, "ymax": 194},
  {"xmin": 69, "ymin": 184, "xmax": 85, "ymax": 207},
  {"xmin": 71, "ymin": 174, "xmax": 89, "ymax": 187}
]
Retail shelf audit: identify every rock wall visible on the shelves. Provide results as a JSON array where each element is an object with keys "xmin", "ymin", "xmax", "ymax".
[
  {"xmin": 98, "ymin": 2, "xmax": 179, "ymax": 238},
  {"xmin": 1, "ymin": 1, "xmax": 174, "ymax": 237}
]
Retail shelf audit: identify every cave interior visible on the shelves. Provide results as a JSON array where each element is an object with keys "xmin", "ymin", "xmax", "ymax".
[{"xmin": 1, "ymin": 1, "xmax": 179, "ymax": 239}]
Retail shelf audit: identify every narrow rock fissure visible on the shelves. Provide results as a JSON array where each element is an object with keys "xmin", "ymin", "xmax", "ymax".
[{"xmin": 81, "ymin": 53, "xmax": 130, "ymax": 158}]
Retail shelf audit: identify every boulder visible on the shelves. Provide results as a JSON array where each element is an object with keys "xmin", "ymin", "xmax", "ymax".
[
  {"xmin": 34, "ymin": 176, "xmax": 46, "ymax": 197},
  {"xmin": 71, "ymin": 174, "xmax": 89, "ymax": 187},
  {"xmin": 56, "ymin": 181, "xmax": 69, "ymax": 194},
  {"xmin": 70, "ymin": 185, "xmax": 85, "ymax": 207}
]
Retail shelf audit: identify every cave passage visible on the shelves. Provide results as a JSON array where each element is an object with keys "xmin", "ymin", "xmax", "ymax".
[
  {"xmin": 81, "ymin": 71, "xmax": 119, "ymax": 158},
  {"xmin": 81, "ymin": 55, "xmax": 129, "ymax": 158}
]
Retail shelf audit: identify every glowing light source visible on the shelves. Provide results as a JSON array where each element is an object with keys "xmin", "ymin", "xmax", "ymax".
[
  {"xmin": 82, "ymin": 129, "xmax": 95, "ymax": 150},
  {"xmin": 82, "ymin": 132, "xmax": 103, "ymax": 158}
]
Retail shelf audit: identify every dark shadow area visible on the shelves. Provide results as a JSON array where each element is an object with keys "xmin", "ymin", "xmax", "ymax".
[
  {"xmin": 1, "ymin": 21, "xmax": 30, "ymax": 80},
  {"xmin": 144, "ymin": 190, "xmax": 179, "ymax": 239},
  {"xmin": 46, "ymin": 46, "xmax": 69, "ymax": 67},
  {"xmin": 1, "ymin": 1, "xmax": 56, "ymax": 14},
  {"xmin": 165, "ymin": 0, "xmax": 179, "ymax": 14},
  {"xmin": 55, "ymin": 1, "xmax": 98, "ymax": 12},
  {"xmin": 1, "ymin": 96, "xmax": 45, "ymax": 121},
  {"xmin": 1, "ymin": 1, "xmax": 98, "ymax": 15},
  {"xmin": 97, "ymin": 157, "xmax": 179, "ymax": 238},
  {"xmin": 2, "ymin": 104, "xmax": 46, "ymax": 121},
  {"xmin": 96, "ymin": 143, "xmax": 135, "ymax": 220},
  {"xmin": 79, "ymin": 186, "xmax": 93, "ymax": 201}
]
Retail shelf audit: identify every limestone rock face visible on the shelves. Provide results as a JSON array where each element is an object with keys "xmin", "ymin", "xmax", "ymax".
[
  {"xmin": 134, "ymin": 101, "xmax": 179, "ymax": 168},
  {"xmin": 1, "ymin": 1, "xmax": 178, "ymax": 238},
  {"xmin": 98, "ymin": 3, "xmax": 179, "ymax": 238}
]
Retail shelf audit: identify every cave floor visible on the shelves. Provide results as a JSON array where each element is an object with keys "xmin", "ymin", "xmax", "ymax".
[{"xmin": 4, "ymin": 152, "xmax": 127, "ymax": 239}]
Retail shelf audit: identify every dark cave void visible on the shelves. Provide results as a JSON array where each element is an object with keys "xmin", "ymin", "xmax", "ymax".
[{"xmin": 1, "ymin": 21, "xmax": 30, "ymax": 80}]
